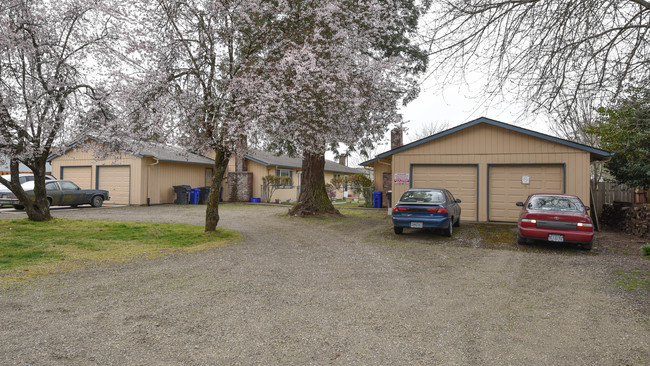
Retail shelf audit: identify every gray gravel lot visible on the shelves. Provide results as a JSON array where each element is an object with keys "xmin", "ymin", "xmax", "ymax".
[{"xmin": 0, "ymin": 204, "xmax": 648, "ymax": 365}]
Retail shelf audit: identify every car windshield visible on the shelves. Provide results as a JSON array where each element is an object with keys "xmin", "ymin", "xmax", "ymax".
[
  {"xmin": 399, "ymin": 190, "xmax": 445, "ymax": 203},
  {"xmin": 21, "ymin": 181, "xmax": 36, "ymax": 191},
  {"xmin": 527, "ymin": 196, "xmax": 584, "ymax": 212}
]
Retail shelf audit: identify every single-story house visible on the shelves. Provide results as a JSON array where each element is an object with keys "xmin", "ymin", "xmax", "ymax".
[
  {"xmin": 223, "ymin": 149, "xmax": 364, "ymax": 202},
  {"xmin": 361, "ymin": 117, "xmax": 612, "ymax": 222},
  {"xmin": 48, "ymin": 138, "xmax": 214, "ymax": 205}
]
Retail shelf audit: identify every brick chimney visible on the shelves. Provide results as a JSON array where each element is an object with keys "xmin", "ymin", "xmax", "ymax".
[
  {"xmin": 235, "ymin": 136, "xmax": 248, "ymax": 172},
  {"xmin": 391, "ymin": 127, "xmax": 403, "ymax": 150},
  {"xmin": 338, "ymin": 156, "xmax": 346, "ymax": 166}
]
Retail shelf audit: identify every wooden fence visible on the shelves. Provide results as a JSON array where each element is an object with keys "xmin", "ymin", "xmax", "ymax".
[{"xmin": 592, "ymin": 182, "xmax": 635, "ymax": 214}]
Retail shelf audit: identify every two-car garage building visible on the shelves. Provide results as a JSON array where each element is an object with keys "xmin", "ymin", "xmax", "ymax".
[
  {"xmin": 49, "ymin": 138, "xmax": 215, "ymax": 205},
  {"xmin": 362, "ymin": 117, "xmax": 611, "ymax": 222}
]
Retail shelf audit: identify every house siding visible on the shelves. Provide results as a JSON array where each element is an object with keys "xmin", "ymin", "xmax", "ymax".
[
  {"xmin": 373, "ymin": 123, "xmax": 591, "ymax": 221},
  {"xmin": 50, "ymin": 146, "xmax": 141, "ymax": 204},
  {"xmin": 51, "ymin": 143, "xmax": 212, "ymax": 205}
]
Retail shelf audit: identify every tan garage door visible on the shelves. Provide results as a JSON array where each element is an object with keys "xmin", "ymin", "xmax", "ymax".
[
  {"xmin": 412, "ymin": 165, "xmax": 478, "ymax": 221},
  {"xmin": 61, "ymin": 166, "xmax": 92, "ymax": 189},
  {"xmin": 97, "ymin": 166, "xmax": 130, "ymax": 205},
  {"xmin": 489, "ymin": 164, "xmax": 564, "ymax": 222}
]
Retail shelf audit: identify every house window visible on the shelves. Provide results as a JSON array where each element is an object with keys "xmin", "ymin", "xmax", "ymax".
[
  {"xmin": 276, "ymin": 168, "xmax": 293, "ymax": 187},
  {"xmin": 334, "ymin": 173, "xmax": 341, "ymax": 179}
]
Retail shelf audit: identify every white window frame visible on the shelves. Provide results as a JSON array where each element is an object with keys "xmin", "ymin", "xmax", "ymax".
[{"xmin": 275, "ymin": 168, "xmax": 293, "ymax": 188}]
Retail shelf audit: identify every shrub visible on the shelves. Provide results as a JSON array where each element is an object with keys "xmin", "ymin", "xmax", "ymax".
[
  {"xmin": 642, "ymin": 244, "xmax": 650, "ymax": 258},
  {"xmin": 261, "ymin": 175, "xmax": 292, "ymax": 203}
]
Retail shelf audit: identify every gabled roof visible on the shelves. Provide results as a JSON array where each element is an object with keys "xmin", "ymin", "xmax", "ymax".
[
  {"xmin": 360, "ymin": 117, "xmax": 612, "ymax": 166},
  {"xmin": 48, "ymin": 137, "xmax": 214, "ymax": 165},
  {"xmin": 245, "ymin": 149, "xmax": 363, "ymax": 174}
]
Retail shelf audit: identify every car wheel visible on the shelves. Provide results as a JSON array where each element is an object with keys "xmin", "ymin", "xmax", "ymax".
[
  {"xmin": 517, "ymin": 233, "xmax": 527, "ymax": 245},
  {"xmin": 91, "ymin": 196, "xmax": 104, "ymax": 208},
  {"xmin": 453, "ymin": 216, "xmax": 460, "ymax": 227},
  {"xmin": 581, "ymin": 241, "xmax": 593, "ymax": 251},
  {"xmin": 444, "ymin": 219, "xmax": 453, "ymax": 237},
  {"xmin": 13, "ymin": 204, "xmax": 24, "ymax": 211},
  {"xmin": 394, "ymin": 226, "xmax": 403, "ymax": 235}
]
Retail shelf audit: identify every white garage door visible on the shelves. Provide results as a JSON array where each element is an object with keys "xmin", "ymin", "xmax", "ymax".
[
  {"xmin": 412, "ymin": 165, "xmax": 478, "ymax": 221},
  {"xmin": 97, "ymin": 166, "xmax": 130, "ymax": 205},
  {"xmin": 61, "ymin": 166, "xmax": 92, "ymax": 189},
  {"xmin": 489, "ymin": 164, "xmax": 564, "ymax": 222}
]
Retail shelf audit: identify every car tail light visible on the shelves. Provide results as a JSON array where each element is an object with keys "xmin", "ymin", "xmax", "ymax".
[
  {"xmin": 427, "ymin": 208, "xmax": 448, "ymax": 213},
  {"xmin": 576, "ymin": 222, "xmax": 593, "ymax": 231},
  {"xmin": 393, "ymin": 207, "xmax": 408, "ymax": 212},
  {"xmin": 521, "ymin": 218, "xmax": 537, "ymax": 227}
]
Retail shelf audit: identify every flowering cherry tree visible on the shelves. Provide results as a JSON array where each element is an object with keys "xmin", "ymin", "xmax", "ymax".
[
  {"xmin": 117, "ymin": 0, "xmax": 272, "ymax": 231},
  {"xmin": 0, "ymin": 0, "xmax": 119, "ymax": 221},
  {"xmin": 237, "ymin": 0, "xmax": 428, "ymax": 216}
]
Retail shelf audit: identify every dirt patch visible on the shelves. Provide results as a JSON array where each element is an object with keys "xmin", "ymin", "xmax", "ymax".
[{"xmin": 0, "ymin": 204, "xmax": 648, "ymax": 365}]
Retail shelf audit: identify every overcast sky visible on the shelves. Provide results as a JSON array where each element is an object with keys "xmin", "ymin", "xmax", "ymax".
[{"xmin": 342, "ymin": 73, "xmax": 555, "ymax": 167}]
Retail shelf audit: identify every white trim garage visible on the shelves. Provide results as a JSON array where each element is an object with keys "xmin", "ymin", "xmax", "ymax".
[{"xmin": 362, "ymin": 117, "xmax": 611, "ymax": 222}]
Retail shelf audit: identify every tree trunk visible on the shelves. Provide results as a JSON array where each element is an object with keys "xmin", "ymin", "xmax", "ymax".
[
  {"xmin": 205, "ymin": 147, "xmax": 231, "ymax": 231},
  {"xmin": 289, "ymin": 151, "xmax": 340, "ymax": 216},
  {"xmin": 1, "ymin": 159, "xmax": 52, "ymax": 221}
]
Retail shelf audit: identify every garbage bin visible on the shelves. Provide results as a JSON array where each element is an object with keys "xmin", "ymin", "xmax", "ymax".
[
  {"xmin": 190, "ymin": 188, "xmax": 200, "ymax": 204},
  {"xmin": 173, "ymin": 185, "xmax": 191, "ymax": 204},
  {"xmin": 373, "ymin": 190, "xmax": 382, "ymax": 208},
  {"xmin": 198, "ymin": 186, "xmax": 211, "ymax": 204}
]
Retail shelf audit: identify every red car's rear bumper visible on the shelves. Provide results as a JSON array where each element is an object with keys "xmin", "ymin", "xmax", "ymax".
[{"xmin": 519, "ymin": 226, "xmax": 593, "ymax": 244}]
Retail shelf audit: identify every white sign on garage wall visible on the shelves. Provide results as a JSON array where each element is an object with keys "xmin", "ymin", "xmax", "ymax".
[
  {"xmin": 394, "ymin": 173, "xmax": 410, "ymax": 185},
  {"xmin": 522, "ymin": 175, "xmax": 530, "ymax": 185}
]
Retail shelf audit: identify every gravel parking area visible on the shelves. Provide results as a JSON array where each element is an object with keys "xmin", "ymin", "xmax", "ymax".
[{"xmin": 0, "ymin": 204, "xmax": 648, "ymax": 365}]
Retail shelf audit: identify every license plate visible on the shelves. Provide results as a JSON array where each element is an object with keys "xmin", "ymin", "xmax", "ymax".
[
  {"xmin": 548, "ymin": 234, "xmax": 564, "ymax": 242},
  {"xmin": 410, "ymin": 222, "xmax": 423, "ymax": 228}
]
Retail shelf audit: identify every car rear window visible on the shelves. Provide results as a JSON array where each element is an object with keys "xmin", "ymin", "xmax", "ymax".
[
  {"xmin": 527, "ymin": 196, "xmax": 584, "ymax": 212},
  {"xmin": 399, "ymin": 190, "xmax": 445, "ymax": 203}
]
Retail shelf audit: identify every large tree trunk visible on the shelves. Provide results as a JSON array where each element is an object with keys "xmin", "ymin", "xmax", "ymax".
[
  {"xmin": 205, "ymin": 147, "xmax": 231, "ymax": 231},
  {"xmin": 289, "ymin": 151, "xmax": 340, "ymax": 217},
  {"xmin": 3, "ymin": 159, "xmax": 52, "ymax": 221}
]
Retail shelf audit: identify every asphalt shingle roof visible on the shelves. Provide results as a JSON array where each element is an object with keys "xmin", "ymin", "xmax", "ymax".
[
  {"xmin": 361, "ymin": 116, "xmax": 612, "ymax": 166},
  {"xmin": 245, "ymin": 149, "xmax": 363, "ymax": 174},
  {"xmin": 136, "ymin": 142, "xmax": 213, "ymax": 165},
  {"xmin": 48, "ymin": 137, "xmax": 213, "ymax": 165}
]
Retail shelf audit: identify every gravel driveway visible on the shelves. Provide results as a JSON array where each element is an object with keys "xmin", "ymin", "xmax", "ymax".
[{"xmin": 0, "ymin": 204, "xmax": 648, "ymax": 365}]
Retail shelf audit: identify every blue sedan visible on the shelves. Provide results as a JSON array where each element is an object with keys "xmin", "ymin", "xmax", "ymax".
[{"xmin": 392, "ymin": 188, "xmax": 462, "ymax": 237}]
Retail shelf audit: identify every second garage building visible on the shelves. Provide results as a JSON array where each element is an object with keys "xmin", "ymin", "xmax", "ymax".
[
  {"xmin": 362, "ymin": 117, "xmax": 611, "ymax": 222},
  {"xmin": 48, "ymin": 138, "xmax": 214, "ymax": 205}
]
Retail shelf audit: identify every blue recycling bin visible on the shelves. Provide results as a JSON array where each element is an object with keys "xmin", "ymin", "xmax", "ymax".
[
  {"xmin": 190, "ymin": 188, "xmax": 200, "ymax": 204},
  {"xmin": 373, "ymin": 190, "xmax": 382, "ymax": 208}
]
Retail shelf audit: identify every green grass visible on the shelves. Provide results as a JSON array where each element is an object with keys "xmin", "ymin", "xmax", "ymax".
[
  {"xmin": 614, "ymin": 270, "xmax": 650, "ymax": 290},
  {"xmin": 333, "ymin": 202, "xmax": 370, "ymax": 208},
  {"xmin": 0, "ymin": 218, "xmax": 239, "ymax": 286},
  {"xmin": 642, "ymin": 244, "xmax": 650, "ymax": 258}
]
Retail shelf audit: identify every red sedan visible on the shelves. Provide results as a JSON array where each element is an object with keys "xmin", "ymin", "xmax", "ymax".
[{"xmin": 516, "ymin": 194, "xmax": 594, "ymax": 250}]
